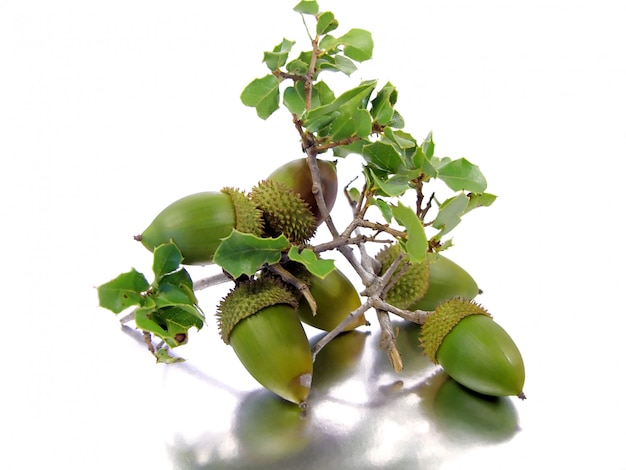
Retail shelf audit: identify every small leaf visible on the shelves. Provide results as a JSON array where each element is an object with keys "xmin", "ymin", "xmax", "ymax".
[
  {"xmin": 153, "ymin": 283, "xmax": 196, "ymax": 308},
  {"xmin": 305, "ymin": 80, "xmax": 377, "ymax": 124},
  {"xmin": 155, "ymin": 348, "xmax": 185, "ymax": 364},
  {"xmin": 214, "ymin": 230, "xmax": 289, "ymax": 278},
  {"xmin": 240, "ymin": 75, "xmax": 280, "ymax": 120},
  {"xmin": 374, "ymin": 198, "xmax": 393, "ymax": 223},
  {"xmin": 391, "ymin": 202, "xmax": 428, "ymax": 263},
  {"xmin": 422, "ymin": 132, "xmax": 435, "ymax": 159},
  {"xmin": 366, "ymin": 167, "xmax": 411, "ymax": 197},
  {"xmin": 467, "ymin": 192, "xmax": 497, "ymax": 211},
  {"xmin": 263, "ymin": 38, "xmax": 295, "ymax": 71},
  {"xmin": 293, "ymin": 0, "xmax": 319, "ymax": 15},
  {"xmin": 339, "ymin": 29, "xmax": 374, "ymax": 62},
  {"xmin": 370, "ymin": 82, "xmax": 398, "ymax": 126},
  {"xmin": 438, "ymin": 158, "xmax": 488, "ymax": 193},
  {"xmin": 432, "ymin": 193, "xmax": 470, "ymax": 237},
  {"xmin": 152, "ymin": 242, "xmax": 183, "ymax": 281},
  {"xmin": 288, "ymin": 247, "xmax": 335, "ymax": 278},
  {"xmin": 317, "ymin": 11, "xmax": 338, "ymax": 35},
  {"xmin": 97, "ymin": 269, "xmax": 149, "ymax": 314}
]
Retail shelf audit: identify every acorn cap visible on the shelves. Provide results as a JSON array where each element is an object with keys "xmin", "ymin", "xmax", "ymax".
[
  {"xmin": 376, "ymin": 243, "xmax": 430, "ymax": 310},
  {"xmin": 420, "ymin": 298, "xmax": 491, "ymax": 363},
  {"xmin": 221, "ymin": 187, "xmax": 265, "ymax": 236},
  {"xmin": 250, "ymin": 179, "xmax": 317, "ymax": 243},
  {"xmin": 217, "ymin": 278, "xmax": 298, "ymax": 344}
]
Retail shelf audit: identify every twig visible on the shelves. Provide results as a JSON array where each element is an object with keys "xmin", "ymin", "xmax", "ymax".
[
  {"xmin": 376, "ymin": 309, "xmax": 403, "ymax": 372},
  {"xmin": 268, "ymin": 263, "xmax": 317, "ymax": 316},
  {"xmin": 193, "ymin": 272, "xmax": 231, "ymax": 291},
  {"xmin": 311, "ymin": 300, "xmax": 372, "ymax": 360}
]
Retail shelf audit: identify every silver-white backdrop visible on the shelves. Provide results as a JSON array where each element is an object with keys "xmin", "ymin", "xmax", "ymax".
[{"xmin": 2, "ymin": 1, "xmax": 625, "ymax": 469}]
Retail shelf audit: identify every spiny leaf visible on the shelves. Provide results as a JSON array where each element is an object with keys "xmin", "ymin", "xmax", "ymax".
[
  {"xmin": 152, "ymin": 242, "xmax": 183, "ymax": 281},
  {"xmin": 264, "ymin": 38, "xmax": 296, "ymax": 71},
  {"xmin": 97, "ymin": 268, "xmax": 149, "ymax": 314}
]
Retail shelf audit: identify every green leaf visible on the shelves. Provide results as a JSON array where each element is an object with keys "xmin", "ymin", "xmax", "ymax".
[
  {"xmin": 240, "ymin": 75, "xmax": 280, "ymax": 119},
  {"xmin": 317, "ymin": 11, "xmax": 338, "ymax": 35},
  {"xmin": 365, "ymin": 166, "xmax": 410, "ymax": 197},
  {"xmin": 363, "ymin": 141, "xmax": 404, "ymax": 173},
  {"xmin": 318, "ymin": 54, "xmax": 357, "ymax": 76},
  {"xmin": 370, "ymin": 82, "xmax": 398, "ymax": 126},
  {"xmin": 422, "ymin": 132, "xmax": 435, "ymax": 159},
  {"xmin": 214, "ymin": 230, "xmax": 289, "ymax": 278},
  {"xmin": 287, "ymin": 247, "xmax": 335, "ymax": 278},
  {"xmin": 329, "ymin": 106, "xmax": 371, "ymax": 140},
  {"xmin": 152, "ymin": 242, "xmax": 183, "ymax": 281},
  {"xmin": 467, "ymin": 192, "xmax": 497, "ymax": 211},
  {"xmin": 263, "ymin": 38, "xmax": 295, "ymax": 71},
  {"xmin": 374, "ymin": 198, "xmax": 393, "ymax": 223},
  {"xmin": 432, "ymin": 193, "xmax": 470, "ymax": 237},
  {"xmin": 338, "ymin": 29, "xmax": 374, "ymax": 62},
  {"xmin": 153, "ymin": 283, "xmax": 196, "ymax": 308},
  {"xmin": 333, "ymin": 139, "xmax": 366, "ymax": 158},
  {"xmin": 438, "ymin": 158, "xmax": 488, "ymax": 193},
  {"xmin": 293, "ymin": 0, "xmax": 319, "ymax": 15},
  {"xmin": 305, "ymin": 80, "xmax": 376, "ymax": 125},
  {"xmin": 153, "ymin": 305, "xmax": 204, "ymax": 332},
  {"xmin": 391, "ymin": 202, "xmax": 428, "ymax": 263},
  {"xmin": 283, "ymin": 85, "xmax": 306, "ymax": 116},
  {"xmin": 97, "ymin": 268, "xmax": 149, "ymax": 314}
]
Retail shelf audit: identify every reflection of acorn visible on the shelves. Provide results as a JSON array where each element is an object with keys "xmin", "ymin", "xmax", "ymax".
[
  {"xmin": 431, "ymin": 376, "xmax": 520, "ymax": 443},
  {"xmin": 420, "ymin": 298, "xmax": 526, "ymax": 398},
  {"xmin": 138, "ymin": 188, "xmax": 263, "ymax": 265},
  {"xmin": 217, "ymin": 279, "xmax": 313, "ymax": 405},
  {"xmin": 310, "ymin": 331, "xmax": 368, "ymax": 394},
  {"xmin": 234, "ymin": 389, "xmax": 310, "ymax": 461}
]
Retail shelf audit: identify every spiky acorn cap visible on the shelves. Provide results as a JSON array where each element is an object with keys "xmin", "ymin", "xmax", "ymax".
[
  {"xmin": 250, "ymin": 179, "xmax": 317, "ymax": 243},
  {"xmin": 220, "ymin": 187, "xmax": 264, "ymax": 236},
  {"xmin": 376, "ymin": 243, "xmax": 430, "ymax": 310},
  {"xmin": 217, "ymin": 278, "xmax": 298, "ymax": 344},
  {"xmin": 420, "ymin": 298, "xmax": 491, "ymax": 363}
]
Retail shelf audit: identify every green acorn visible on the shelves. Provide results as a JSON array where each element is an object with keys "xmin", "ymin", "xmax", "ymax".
[
  {"xmin": 420, "ymin": 298, "xmax": 526, "ymax": 399},
  {"xmin": 217, "ymin": 278, "xmax": 313, "ymax": 405},
  {"xmin": 250, "ymin": 179, "xmax": 317, "ymax": 243},
  {"xmin": 414, "ymin": 254, "xmax": 479, "ymax": 311},
  {"xmin": 376, "ymin": 245, "xmax": 479, "ymax": 311},
  {"xmin": 295, "ymin": 267, "xmax": 366, "ymax": 332},
  {"xmin": 267, "ymin": 158, "xmax": 338, "ymax": 225},
  {"xmin": 137, "ymin": 188, "xmax": 263, "ymax": 265}
]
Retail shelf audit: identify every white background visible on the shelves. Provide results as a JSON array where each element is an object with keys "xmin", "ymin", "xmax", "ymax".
[{"xmin": 2, "ymin": 1, "xmax": 625, "ymax": 469}]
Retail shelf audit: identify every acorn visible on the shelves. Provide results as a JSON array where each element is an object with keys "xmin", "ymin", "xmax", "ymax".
[
  {"xmin": 376, "ymin": 245, "xmax": 479, "ymax": 311},
  {"xmin": 137, "ymin": 188, "xmax": 263, "ymax": 265},
  {"xmin": 414, "ymin": 254, "xmax": 479, "ymax": 311},
  {"xmin": 217, "ymin": 278, "xmax": 314, "ymax": 405},
  {"xmin": 267, "ymin": 158, "xmax": 338, "ymax": 225},
  {"xmin": 294, "ymin": 267, "xmax": 367, "ymax": 332},
  {"xmin": 420, "ymin": 298, "xmax": 526, "ymax": 398},
  {"xmin": 250, "ymin": 179, "xmax": 317, "ymax": 243}
]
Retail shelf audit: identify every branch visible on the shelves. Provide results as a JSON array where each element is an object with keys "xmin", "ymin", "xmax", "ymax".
[
  {"xmin": 376, "ymin": 309, "xmax": 403, "ymax": 372},
  {"xmin": 267, "ymin": 263, "xmax": 317, "ymax": 315}
]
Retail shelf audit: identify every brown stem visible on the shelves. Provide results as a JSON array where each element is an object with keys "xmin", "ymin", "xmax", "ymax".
[
  {"xmin": 377, "ymin": 309, "xmax": 403, "ymax": 372},
  {"xmin": 268, "ymin": 263, "xmax": 317, "ymax": 316}
]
